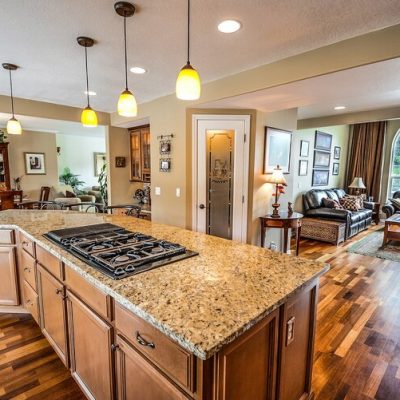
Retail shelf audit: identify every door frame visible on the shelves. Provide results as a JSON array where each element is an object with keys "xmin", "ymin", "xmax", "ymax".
[{"xmin": 191, "ymin": 114, "xmax": 250, "ymax": 243}]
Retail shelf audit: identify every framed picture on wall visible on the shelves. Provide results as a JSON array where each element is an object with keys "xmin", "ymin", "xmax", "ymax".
[
  {"xmin": 312, "ymin": 169, "xmax": 329, "ymax": 186},
  {"xmin": 263, "ymin": 126, "xmax": 292, "ymax": 174},
  {"xmin": 334, "ymin": 146, "xmax": 341, "ymax": 159},
  {"xmin": 315, "ymin": 130, "xmax": 332, "ymax": 151},
  {"xmin": 94, "ymin": 152, "xmax": 106, "ymax": 176},
  {"xmin": 24, "ymin": 152, "xmax": 46, "ymax": 175},
  {"xmin": 115, "ymin": 156, "xmax": 126, "ymax": 168},
  {"xmin": 300, "ymin": 140, "xmax": 309, "ymax": 157},
  {"xmin": 298, "ymin": 160, "xmax": 308, "ymax": 176},
  {"xmin": 313, "ymin": 150, "xmax": 331, "ymax": 168},
  {"xmin": 332, "ymin": 163, "xmax": 339, "ymax": 175}
]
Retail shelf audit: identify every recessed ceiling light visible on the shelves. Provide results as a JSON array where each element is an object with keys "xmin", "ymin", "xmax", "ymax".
[
  {"xmin": 334, "ymin": 106, "xmax": 346, "ymax": 110},
  {"xmin": 218, "ymin": 20, "xmax": 241, "ymax": 34},
  {"xmin": 84, "ymin": 90, "xmax": 96, "ymax": 96},
  {"xmin": 130, "ymin": 66, "xmax": 147, "ymax": 74}
]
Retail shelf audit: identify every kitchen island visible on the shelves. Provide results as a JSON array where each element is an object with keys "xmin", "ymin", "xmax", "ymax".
[{"xmin": 0, "ymin": 210, "xmax": 328, "ymax": 400}]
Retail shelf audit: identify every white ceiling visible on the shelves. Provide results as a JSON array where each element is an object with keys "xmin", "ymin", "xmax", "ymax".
[
  {"xmin": 0, "ymin": 0, "xmax": 400, "ymax": 112},
  {"xmin": 0, "ymin": 113, "xmax": 105, "ymax": 137},
  {"xmin": 199, "ymin": 58, "xmax": 400, "ymax": 119}
]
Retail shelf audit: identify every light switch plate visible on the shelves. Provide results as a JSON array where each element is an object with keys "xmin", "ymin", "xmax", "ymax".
[
  {"xmin": 176, "ymin": 188, "xmax": 181, "ymax": 197},
  {"xmin": 155, "ymin": 187, "xmax": 161, "ymax": 196}
]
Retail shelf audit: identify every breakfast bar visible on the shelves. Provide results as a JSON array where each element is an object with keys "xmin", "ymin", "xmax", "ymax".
[{"xmin": 0, "ymin": 210, "xmax": 328, "ymax": 400}]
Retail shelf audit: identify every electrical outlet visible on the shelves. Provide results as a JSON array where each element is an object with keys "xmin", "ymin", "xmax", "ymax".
[{"xmin": 155, "ymin": 187, "xmax": 161, "ymax": 196}]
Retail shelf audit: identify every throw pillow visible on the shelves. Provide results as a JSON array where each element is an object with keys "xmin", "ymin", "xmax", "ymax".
[
  {"xmin": 389, "ymin": 198, "xmax": 400, "ymax": 210},
  {"xmin": 322, "ymin": 197, "xmax": 344, "ymax": 209},
  {"xmin": 66, "ymin": 190, "xmax": 76, "ymax": 198},
  {"xmin": 340, "ymin": 196, "xmax": 361, "ymax": 211}
]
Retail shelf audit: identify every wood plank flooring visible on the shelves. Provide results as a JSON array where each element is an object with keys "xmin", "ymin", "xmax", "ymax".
[{"xmin": 1, "ymin": 224, "xmax": 399, "ymax": 399}]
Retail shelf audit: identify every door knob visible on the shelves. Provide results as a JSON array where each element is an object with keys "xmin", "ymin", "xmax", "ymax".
[{"xmin": 199, "ymin": 204, "xmax": 206, "ymax": 209}]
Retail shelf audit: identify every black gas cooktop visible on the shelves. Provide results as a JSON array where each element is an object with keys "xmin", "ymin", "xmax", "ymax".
[{"xmin": 44, "ymin": 223, "xmax": 198, "ymax": 280}]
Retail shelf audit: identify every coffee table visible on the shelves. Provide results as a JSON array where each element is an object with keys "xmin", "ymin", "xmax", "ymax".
[{"xmin": 382, "ymin": 213, "xmax": 400, "ymax": 247}]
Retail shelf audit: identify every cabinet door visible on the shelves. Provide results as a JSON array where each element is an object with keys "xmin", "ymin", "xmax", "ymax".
[
  {"xmin": 130, "ymin": 130, "xmax": 142, "ymax": 181},
  {"xmin": 37, "ymin": 264, "xmax": 68, "ymax": 366},
  {"xmin": 115, "ymin": 335, "xmax": 188, "ymax": 400},
  {"xmin": 0, "ymin": 246, "xmax": 19, "ymax": 306},
  {"xmin": 67, "ymin": 290, "xmax": 114, "ymax": 400},
  {"xmin": 141, "ymin": 126, "xmax": 151, "ymax": 177}
]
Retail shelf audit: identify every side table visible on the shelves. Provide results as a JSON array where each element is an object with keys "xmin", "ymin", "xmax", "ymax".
[
  {"xmin": 372, "ymin": 202, "xmax": 381, "ymax": 225},
  {"xmin": 260, "ymin": 211, "xmax": 304, "ymax": 255}
]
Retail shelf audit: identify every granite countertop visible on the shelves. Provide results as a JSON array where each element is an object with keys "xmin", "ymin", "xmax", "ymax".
[{"xmin": 0, "ymin": 210, "xmax": 328, "ymax": 360}]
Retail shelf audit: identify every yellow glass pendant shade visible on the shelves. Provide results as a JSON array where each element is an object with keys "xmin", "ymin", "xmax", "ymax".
[
  {"xmin": 81, "ymin": 106, "xmax": 98, "ymax": 127},
  {"xmin": 7, "ymin": 117, "xmax": 22, "ymax": 135},
  {"xmin": 176, "ymin": 62, "xmax": 201, "ymax": 100},
  {"xmin": 118, "ymin": 89, "xmax": 137, "ymax": 117}
]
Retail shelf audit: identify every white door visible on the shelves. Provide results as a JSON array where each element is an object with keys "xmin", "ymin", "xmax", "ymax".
[{"xmin": 192, "ymin": 115, "xmax": 250, "ymax": 243}]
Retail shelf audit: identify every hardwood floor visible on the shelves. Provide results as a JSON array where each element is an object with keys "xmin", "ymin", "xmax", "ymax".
[
  {"xmin": 0, "ymin": 224, "xmax": 399, "ymax": 399},
  {"xmin": 299, "ymin": 224, "xmax": 400, "ymax": 400},
  {"xmin": 0, "ymin": 313, "xmax": 84, "ymax": 400}
]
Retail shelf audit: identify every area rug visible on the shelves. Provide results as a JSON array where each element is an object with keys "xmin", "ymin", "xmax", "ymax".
[{"xmin": 348, "ymin": 228, "xmax": 400, "ymax": 262}]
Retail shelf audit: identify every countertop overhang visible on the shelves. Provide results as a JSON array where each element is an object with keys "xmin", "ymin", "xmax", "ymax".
[{"xmin": 0, "ymin": 210, "xmax": 329, "ymax": 359}]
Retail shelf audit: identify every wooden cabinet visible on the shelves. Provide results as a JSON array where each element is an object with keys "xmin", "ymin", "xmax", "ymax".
[
  {"xmin": 0, "ymin": 143, "xmax": 11, "ymax": 190},
  {"xmin": 23, "ymin": 280, "xmax": 40, "ymax": 325},
  {"xmin": 0, "ymin": 245, "xmax": 19, "ymax": 306},
  {"xmin": 67, "ymin": 290, "xmax": 114, "ymax": 400},
  {"xmin": 129, "ymin": 125, "xmax": 151, "ymax": 182},
  {"xmin": 37, "ymin": 264, "xmax": 68, "ymax": 366},
  {"xmin": 115, "ymin": 335, "xmax": 189, "ymax": 400}
]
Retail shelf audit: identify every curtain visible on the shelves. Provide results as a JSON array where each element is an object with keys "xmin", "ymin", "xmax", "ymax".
[{"xmin": 346, "ymin": 121, "xmax": 386, "ymax": 201}]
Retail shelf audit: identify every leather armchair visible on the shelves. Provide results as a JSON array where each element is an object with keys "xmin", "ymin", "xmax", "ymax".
[
  {"xmin": 382, "ymin": 191, "xmax": 400, "ymax": 218},
  {"xmin": 302, "ymin": 188, "xmax": 373, "ymax": 240}
]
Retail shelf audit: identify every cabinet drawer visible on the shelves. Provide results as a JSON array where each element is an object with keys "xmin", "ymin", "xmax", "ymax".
[
  {"xmin": 65, "ymin": 266, "xmax": 110, "ymax": 320},
  {"xmin": 115, "ymin": 302, "xmax": 194, "ymax": 390},
  {"xmin": 0, "ymin": 229, "xmax": 14, "ymax": 245},
  {"xmin": 20, "ymin": 232, "xmax": 35, "ymax": 257},
  {"xmin": 23, "ymin": 280, "xmax": 40, "ymax": 325},
  {"xmin": 20, "ymin": 250, "xmax": 37, "ymax": 292},
  {"xmin": 36, "ymin": 245, "xmax": 63, "ymax": 280}
]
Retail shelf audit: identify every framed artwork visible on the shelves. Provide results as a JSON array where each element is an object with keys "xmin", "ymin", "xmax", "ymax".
[
  {"xmin": 115, "ymin": 156, "xmax": 126, "ymax": 168},
  {"xmin": 334, "ymin": 146, "xmax": 341, "ymax": 160},
  {"xmin": 24, "ymin": 152, "xmax": 46, "ymax": 175},
  {"xmin": 315, "ymin": 130, "xmax": 332, "ymax": 151},
  {"xmin": 264, "ymin": 126, "xmax": 292, "ymax": 174},
  {"xmin": 332, "ymin": 163, "xmax": 339, "ymax": 175},
  {"xmin": 94, "ymin": 152, "xmax": 106, "ymax": 176},
  {"xmin": 160, "ymin": 140, "xmax": 171, "ymax": 155},
  {"xmin": 300, "ymin": 140, "xmax": 309, "ymax": 157},
  {"xmin": 298, "ymin": 160, "xmax": 308, "ymax": 176},
  {"xmin": 160, "ymin": 159, "xmax": 171, "ymax": 172},
  {"xmin": 312, "ymin": 169, "xmax": 329, "ymax": 186},
  {"xmin": 313, "ymin": 150, "xmax": 331, "ymax": 168}
]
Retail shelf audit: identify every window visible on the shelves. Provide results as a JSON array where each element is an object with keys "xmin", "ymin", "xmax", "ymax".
[{"xmin": 389, "ymin": 130, "xmax": 400, "ymax": 197}]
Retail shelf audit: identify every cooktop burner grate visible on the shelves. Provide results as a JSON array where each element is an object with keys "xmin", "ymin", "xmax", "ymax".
[{"xmin": 44, "ymin": 223, "xmax": 198, "ymax": 279}]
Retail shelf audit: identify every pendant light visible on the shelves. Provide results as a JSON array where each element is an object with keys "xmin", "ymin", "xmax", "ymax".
[
  {"xmin": 2, "ymin": 63, "xmax": 22, "ymax": 135},
  {"xmin": 115, "ymin": 1, "xmax": 137, "ymax": 117},
  {"xmin": 176, "ymin": 0, "xmax": 201, "ymax": 100},
  {"xmin": 77, "ymin": 37, "xmax": 98, "ymax": 127}
]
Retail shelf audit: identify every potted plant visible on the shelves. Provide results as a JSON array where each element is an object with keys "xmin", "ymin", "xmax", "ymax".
[{"xmin": 59, "ymin": 167, "xmax": 85, "ymax": 193}]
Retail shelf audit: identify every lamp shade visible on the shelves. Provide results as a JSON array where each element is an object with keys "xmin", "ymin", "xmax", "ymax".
[
  {"xmin": 118, "ymin": 89, "xmax": 137, "ymax": 117},
  {"xmin": 7, "ymin": 117, "xmax": 22, "ymax": 135},
  {"xmin": 81, "ymin": 106, "xmax": 98, "ymax": 127},
  {"xmin": 265, "ymin": 165, "xmax": 287, "ymax": 185},
  {"xmin": 176, "ymin": 62, "xmax": 201, "ymax": 100},
  {"xmin": 349, "ymin": 177, "xmax": 366, "ymax": 189}
]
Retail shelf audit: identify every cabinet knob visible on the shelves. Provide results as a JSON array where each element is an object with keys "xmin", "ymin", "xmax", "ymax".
[
  {"xmin": 55, "ymin": 288, "xmax": 63, "ymax": 295},
  {"xmin": 22, "ymin": 241, "xmax": 29, "ymax": 247},
  {"xmin": 111, "ymin": 344, "xmax": 119, "ymax": 352},
  {"xmin": 136, "ymin": 332, "xmax": 155, "ymax": 349}
]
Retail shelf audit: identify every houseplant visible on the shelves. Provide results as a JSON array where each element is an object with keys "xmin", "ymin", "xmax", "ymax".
[{"xmin": 59, "ymin": 167, "xmax": 85, "ymax": 193}]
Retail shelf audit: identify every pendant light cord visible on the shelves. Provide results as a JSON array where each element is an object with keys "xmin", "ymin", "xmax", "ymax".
[
  {"xmin": 84, "ymin": 46, "xmax": 90, "ymax": 107},
  {"xmin": 124, "ymin": 16, "xmax": 128, "ymax": 90},
  {"xmin": 187, "ymin": 0, "xmax": 190, "ymax": 63},
  {"xmin": 8, "ymin": 69, "xmax": 15, "ymax": 118}
]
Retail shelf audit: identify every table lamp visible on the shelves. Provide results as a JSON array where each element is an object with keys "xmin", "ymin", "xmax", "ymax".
[
  {"xmin": 265, "ymin": 165, "xmax": 287, "ymax": 218},
  {"xmin": 349, "ymin": 177, "xmax": 366, "ymax": 195}
]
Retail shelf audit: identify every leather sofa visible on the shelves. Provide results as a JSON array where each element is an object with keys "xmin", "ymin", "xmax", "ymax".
[
  {"xmin": 382, "ymin": 191, "xmax": 400, "ymax": 218},
  {"xmin": 302, "ymin": 188, "xmax": 373, "ymax": 239}
]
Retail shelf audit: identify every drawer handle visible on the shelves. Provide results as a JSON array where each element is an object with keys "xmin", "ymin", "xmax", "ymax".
[
  {"xmin": 24, "ymin": 267, "xmax": 31, "ymax": 272},
  {"xmin": 22, "ymin": 241, "xmax": 30, "ymax": 247},
  {"xmin": 136, "ymin": 332, "xmax": 155, "ymax": 349},
  {"xmin": 26, "ymin": 299, "xmax": 33, "ymax": 306},
  {"xmin": 55, "ymin": 288, "xmax": 63, "ymax": 295}
]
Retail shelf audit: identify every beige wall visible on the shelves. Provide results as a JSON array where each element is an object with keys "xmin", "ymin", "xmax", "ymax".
[
  {"xmin": 292, "ymin": 125, "xmax": 350, "ymax": 211},
  {"xmin": 8, "ymin": 130, "xmax": 59, "ymax": 199}
]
